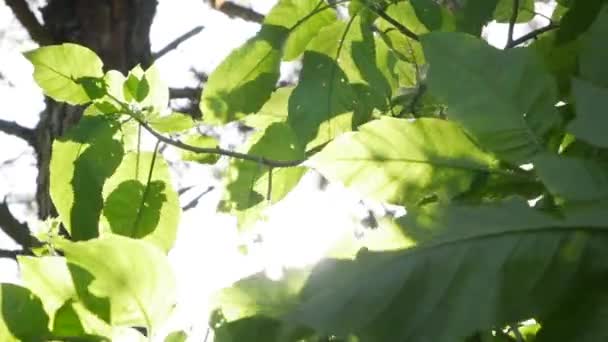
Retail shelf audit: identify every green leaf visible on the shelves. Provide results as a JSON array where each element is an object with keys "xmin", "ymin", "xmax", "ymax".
[
  {"xmin": 567, "ymin": 78, "xmax": 608, "ymax": 148},
  {"xmin": 531, "ymin": 32, "xmax": 580, "ymax": 97},
  {"xmin": 101, "ymin": 151, "xmax": 180, "ymax": 252},
  {"xmin": 181, "ymin": 135, "xmax": 220, "ymax": 164},
  {"xmin": 19, "ymin": 256, "xmax": 117, "ymax": 339},
  {"xmin": 24, "ymin": 43, "xmax": 104, "ymax": 105},
  {"xmin": 50, "ymin": 116, "xmax": 125, "ymax": 240},
  {"xmin": 536, "ymin": 291, "xmax": 608, "ymax": 342},
  {"xmin": 123, "ymin": 66, "xmax": 149, "ymax": 103},
  {"xmin": 283, "ymin": 199, "xmax": 608, "ymax": 341},
  {"xmin": 410, "ymin": 0, "xmax": 455, "ymax": 31},
  {"xmin": 213, "ymin": 315, "xmax": 314, "ymax": 342},
  {"xmin": 375, "ymin": 1, "xmax": 427, "ymax": 63},
  {"xmin": 140, "ymin": 64, "xmax": 170, "ymax": 112},
  {"xmin": 0, "ymin": 284, "xmax": 49, "ymax": 341},
  {"xmin": 149, "ymin": 112, "xmax": 195, "ymax": 133},
  {"xmin": 309, "ymin": 117, "xmax": 497, "ymax": 206},
  {"xmin": 242, "ymin": 87, "xmax": 292, "ymax": 130},
  {"xmin": 164, "ymin": 330, "xmax": 188, "ymax": 342},
  {"xmin": 455, "ymin": 0, "xmax": 499, "ymax": 36},
  {"xmin": 19, "ymin": 257, "xmax": 148, "ymax": 341},
  {"xmin": 556, "ymin": 0, "xmax": 604, "ymax": 44},
  {"xmin": 222, "ymin": 122, "xmax": 305, "ymax": 215},
  {"xmin": 578, "ymin": 5, "xmax": 608, "ymax": 88},
  {"xmin": 54, "ymin": 235, "xmax": 177, "ymax": 329},
  {"xmin": 200, "ymin": 25, "xmax": 288, "ymax": 124},
  {"xmin": 534, "ymin": 153, "xmax": 608, "ymax": 202},
  {"xmin": 215, "ymin": 269, "xmax": 310, "ymax": 321},
  {"xmin": 423, "ymin": 32, "xmax": 561, "ymax": 164},
  {"xmin": 264, "ymin": 0, "xmax": 337, "ymax": 61},
  {"xmin": 287, "ymin": 18, "xmax": 367, "ymax": 150},
  {"xmin": 493, "ymin": 0, "xmax": 535, "ymax": 23}
]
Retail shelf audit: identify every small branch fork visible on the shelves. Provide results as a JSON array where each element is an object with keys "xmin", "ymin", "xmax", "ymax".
[{"xmin": 0, "ymin": 119, "xmax": 36, "ymax": 147}]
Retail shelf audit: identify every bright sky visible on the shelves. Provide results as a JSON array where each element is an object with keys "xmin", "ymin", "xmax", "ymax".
[{"xmin": 0, "ymin": 0, "xmax": 555, "ymax": 340}]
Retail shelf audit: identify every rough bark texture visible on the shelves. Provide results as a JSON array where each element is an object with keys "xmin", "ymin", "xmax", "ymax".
[{"xmin": 34, "ymin": 0, "xmax": 158, "ymax": 219}]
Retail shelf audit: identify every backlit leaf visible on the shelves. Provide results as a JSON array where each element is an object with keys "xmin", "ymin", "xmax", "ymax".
[
  {"xmin": 310, "ymin": 117, "xmax": 497, "ymax": 206},
  {"xmin": 0, "ymin": 284, "xmax": 49, "ymax": 341},
  {"xmin": 423, "ymin": 32, "xmax": 561, "ymax": 164},
  {"xmin": 24, "ymin": 43, "xmax": 104, "ymax": 105},
  {"xmin": 55, "ymin": 235, "xmax": 176, "ymax": 329},
  {"xmin": 101, "ymin": 152, "xmax": 181, "ymax": 252},
  {"xmin": 264, "ymin": 0, "xmax": 337, "ymax": 61},
  {"xmin": 200, "ymin": 26, "xmax": 287, "ymax": 124},
  {"xmin": 50, "ymin": 116, "xmax": 125, "ymax": 240}
]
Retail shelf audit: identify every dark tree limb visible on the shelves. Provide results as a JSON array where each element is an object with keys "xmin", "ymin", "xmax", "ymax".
[
  {"xmin": 0, "ymin": 119, "xmax": 36, "ymax": 147},
  {"xmin": 0, "ymin": 248, "xmax": 22, "ymax": 259},
  {"xmin": 169, "ymin": 87, "xmax": 201, "ymax": 99},
  {"xmin": 4, "ymin": 0, "xmax": 53, "ymax": 45},
  {"xmin": 0, "ymin": 201, "xmax": 33, "ymax": 249},
  {"xmin": 211, "ymin": 0, "xmax": 264, "ymax": 23},
  {"xmin": 153, "ymin": 26, "xmax": 205, "ymax": 61},
  {"xmin": 506, "ymin": 23, "xmax": 559, "ymax": 48}
]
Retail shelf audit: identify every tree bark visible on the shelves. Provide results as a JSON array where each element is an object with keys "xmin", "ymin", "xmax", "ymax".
[{"xmin": 34, "ymin": 0, "xmax": 158, "ymax": 219}]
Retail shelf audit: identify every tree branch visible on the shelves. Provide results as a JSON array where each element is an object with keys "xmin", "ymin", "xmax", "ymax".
[
  {"xmin": 137, "ymin": 119, "xmax": 304, "ymax": 167},
  {"xmin": 506, "ymin": 0, "xmax": 520, "ymax": 46},
  {"xmin": 0, "ymin": 248, "xmax": 21, "ymax": 259},
  {"xmin": 506, "ymin": 23, "xmax": 559, "ymax": 48},
  {"xmin": 4, "ymin": 0, "xmax": 53, "ymax": 45},
  {"xmin": 211, "ymin": 0, "xmax": 265, "ymax": 23},
  {"xmin": 153, "ymin": 26, "xmax": 205, "ymax": 61},
  {"xmin": 169, "ymin": 87, "xmax": 201, "ymax": 99},
  {"xmin": 0, "ymin": 119, "xmax": 36, "ymax": 147},
  {"xmin": 0, "ymin": 201, "xmax": 33, "ymax": 249},
  {"xmin": 366, "ymin": 4, "xmax": 419, "ymax": 41}
]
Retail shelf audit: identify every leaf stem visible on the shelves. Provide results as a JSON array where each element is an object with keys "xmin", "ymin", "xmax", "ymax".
[{"xmin": 132, "ymin": 140, "xmax": 161, "ymax": 232}]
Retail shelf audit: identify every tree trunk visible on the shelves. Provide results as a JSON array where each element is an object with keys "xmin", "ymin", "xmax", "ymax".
[{"xmin": 34, "ymin": 0, "xmax": 158, "ymax": 219}]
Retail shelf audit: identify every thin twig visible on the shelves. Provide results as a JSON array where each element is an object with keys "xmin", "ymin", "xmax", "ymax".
[
  {"xmin": 506, "ymin": 23, "xmax": 559, "ymax": 48},
  {"xmin": 507, "ymin": 0, "xmax": 521, "ymax": 47},
  {"xmin": 152, "ymin": 26, "xmax": 205, "ymax": 61},
  {"xmin": 4, "ymin": 0, "xmax": 53, "ymax": 45},
  {"xmin": 366, "ymin": 4, "xmax": 419, "ymax": 41},
  {"xmin": 0, "ymin": 119, "xmax": 36, "ymax": 147},
  {"xmin": 137, "ymin": 119, "xmax": 304, "ymax": 168},
  {"xmin": 181, "ymin": 186, "xmax": 214, "ymax": 211}
]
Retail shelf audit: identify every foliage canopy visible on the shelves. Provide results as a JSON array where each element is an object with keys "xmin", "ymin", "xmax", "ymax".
[{"xmin": 3, "ymin": 0, "xmax": 608, "ymax": 341}]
